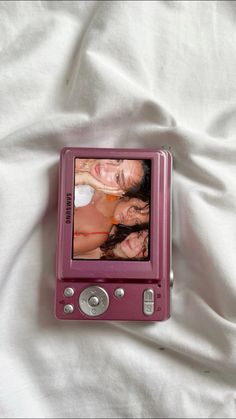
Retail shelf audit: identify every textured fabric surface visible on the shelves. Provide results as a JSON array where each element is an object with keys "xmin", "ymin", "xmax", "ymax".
[{"xmin": 0, "ymin": 1, "xmax": 236, "ymax": 418}]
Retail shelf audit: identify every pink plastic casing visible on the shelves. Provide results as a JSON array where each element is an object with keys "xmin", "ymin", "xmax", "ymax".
[{"xmin": 55, "ymin": 147, "xmax": 172, "ymax": 321}]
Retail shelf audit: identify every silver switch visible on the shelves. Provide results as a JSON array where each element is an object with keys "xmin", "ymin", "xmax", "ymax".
[
  {"xmin": 143, "ymin": 289, "xmax": 154, "ymax": 316},
  {"xmin": 170, "ymin": 270, "xmax": 174, "ymax": 287},
  {"xmin": 143, "ymin": 289, "xmax": 154, "ymax": 302},
  {"xmin": 143, "ymin": 302, "xmax": 154, "ymax": 316}
]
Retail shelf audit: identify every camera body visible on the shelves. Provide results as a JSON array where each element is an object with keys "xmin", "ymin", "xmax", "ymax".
[{"xmin": 55, "ymin": 147, "xmax": 172, "ymax": 321}]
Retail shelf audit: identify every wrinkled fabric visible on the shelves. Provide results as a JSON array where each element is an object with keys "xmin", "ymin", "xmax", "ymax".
[{"xmin": 0, "ymin": 1, "xmax": 236, "ymax": 418}]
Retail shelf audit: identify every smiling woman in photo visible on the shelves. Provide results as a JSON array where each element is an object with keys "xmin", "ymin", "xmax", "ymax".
[
  {"xmin": 73, "ymin": 194, "xmax": 149, "ymax": 256},
  {"xmin": 73, "ymin": 158, "xmax": 150, "ymax": 257},
  {"xmin": 74, "ymin": 158, "xmax": 150, "ymax": 207},
  {"xmin": 76, "ymin": 225, "xmax": 149, "ymax": 260}
]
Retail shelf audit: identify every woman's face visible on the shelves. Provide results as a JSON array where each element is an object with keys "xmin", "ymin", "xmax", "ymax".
[
  {"xmin": 113, "ymin": 197, "xmax": 149, "ymax": 226},
  {"xmin": 90, "ymin": 159, "xmax": 144, "ymax": 193},
  {"xmin": 114, "ymin": 230, "xmax": 149, "ymax": 259}
]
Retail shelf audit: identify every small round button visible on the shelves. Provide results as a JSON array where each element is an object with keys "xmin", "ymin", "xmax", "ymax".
[
  {"xmin": 64, "ymin": 304, "xmax": 74, "ymax": 314},
  {"xmin": 114, "ymin": 288, "xmax": 125, "ymax": 298},
  {"xmin": 88, "ymin": 296, "xmax": 100, "ymax": 307},
  {"xmin": 64, "ymin": 287, "xmax": 74, "ymax": 298}
]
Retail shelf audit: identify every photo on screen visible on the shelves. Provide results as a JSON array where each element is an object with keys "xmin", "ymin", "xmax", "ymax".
[{"xmin": 72, "ymin": 158, "xmax": 151, "ymax": 260}]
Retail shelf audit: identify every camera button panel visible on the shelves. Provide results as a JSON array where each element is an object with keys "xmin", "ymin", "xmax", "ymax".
[
  {"xmin": 143, "ymin": 289, "xmax": 154, "ymax": 315},
  {"xmin": 79, "ymin": 286, "xmax": 109, "ymax": 317}
]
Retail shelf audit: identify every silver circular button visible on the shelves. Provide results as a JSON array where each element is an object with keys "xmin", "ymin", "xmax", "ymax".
[
  {"xmin": 88, "ymin": 296, "xmax": 100, "ymax": 307},
  {"xmin": 114, "ymin": 288, "xmax": 125, "ymax": 298},
  {"xmin": 64, "ymin": 304, "xmax": 74, "ymax": 314},
  {"xmin": 79, "ymin": 286, "xmax": 109, "ymax": 317},
  {"xmin": 64, "ymin": 287, "xmax": 74, "ymax": 298}
]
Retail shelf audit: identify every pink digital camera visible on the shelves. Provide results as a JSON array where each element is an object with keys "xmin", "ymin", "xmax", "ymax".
[{"xmin": 55, "ymin": 147, "xmax": 173, "ymax": 321}]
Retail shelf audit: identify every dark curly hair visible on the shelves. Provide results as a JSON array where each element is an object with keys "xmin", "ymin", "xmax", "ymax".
[
  {"xmin": 100, "ymin": 223, "xmax": 149, "ymax": 260},
  {"xmin": 125, "ymin": 159, "xmax": 151, "ymax": 203}
]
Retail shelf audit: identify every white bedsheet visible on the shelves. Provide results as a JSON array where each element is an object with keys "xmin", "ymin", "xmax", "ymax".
[{"xmin": 0, "ymin": 1, "xmax": 236, "ymax": 418}]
